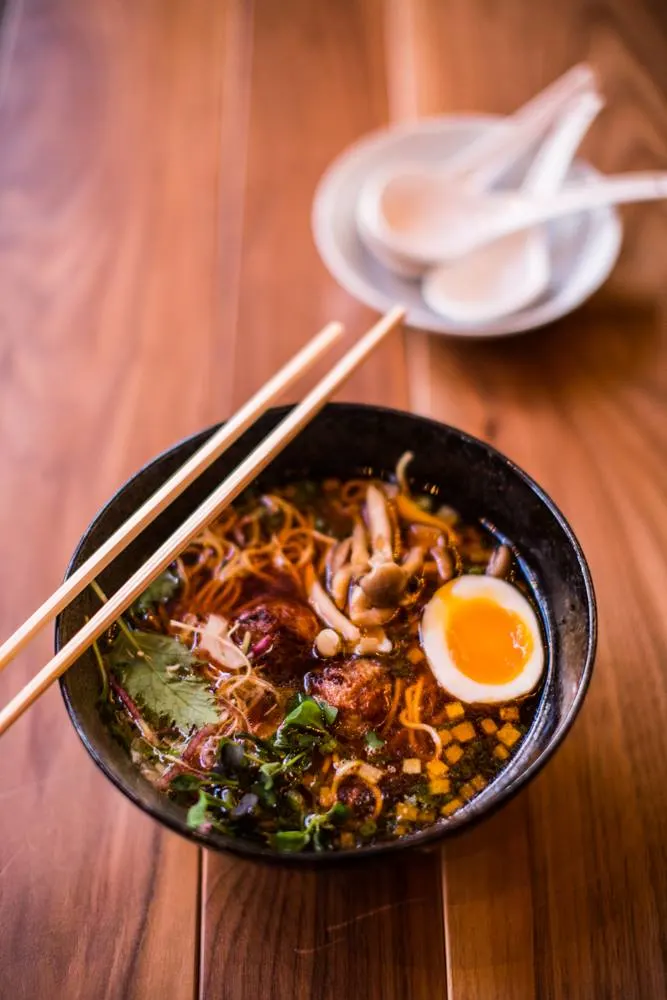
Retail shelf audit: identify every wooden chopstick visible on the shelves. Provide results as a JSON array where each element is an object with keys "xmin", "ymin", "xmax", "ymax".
[
  {"xmin": 0, "ymin": 306, "xmax": 405, "ymax": 736},
  {"xmin": 0, "ymin": 320, "xmax": 344, "ymax": 676}
]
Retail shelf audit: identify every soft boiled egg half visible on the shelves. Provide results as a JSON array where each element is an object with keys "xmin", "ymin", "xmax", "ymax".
[{"xmin": 421, "ymin": 575, "xmax": 545, "ymax": 704}]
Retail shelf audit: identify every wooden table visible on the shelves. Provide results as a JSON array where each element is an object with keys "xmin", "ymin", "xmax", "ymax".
[{"xmin": 1, "ymin": 2, "xmax": 667, "ymax": 997}]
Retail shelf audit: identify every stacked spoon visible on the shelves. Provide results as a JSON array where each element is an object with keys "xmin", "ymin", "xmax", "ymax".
[{"xmin": 353, "ymin": 64, "xmax": 667, "ymax": 327}]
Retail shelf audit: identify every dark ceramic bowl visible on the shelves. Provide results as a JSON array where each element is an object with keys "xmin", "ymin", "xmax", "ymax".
[{"xmin": 57, "ymin": 403, "xmax": 596, "ymax": 865}]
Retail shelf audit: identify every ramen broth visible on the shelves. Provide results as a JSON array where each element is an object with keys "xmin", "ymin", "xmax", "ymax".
[{"xmin": 97, "ymin": 460, "xmax": 543, "ymax": 853}]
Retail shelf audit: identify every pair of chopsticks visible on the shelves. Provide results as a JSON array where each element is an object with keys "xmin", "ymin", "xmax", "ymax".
[{"xmin": 0, "ymin": 306, "xmax": 406, "ymax": 737}]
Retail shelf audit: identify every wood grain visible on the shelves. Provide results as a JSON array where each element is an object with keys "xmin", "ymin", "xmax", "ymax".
[
  {"xmin": 0, "ymin": 1, "xmax": 248, "ymax": 996},
  {"xmin": 2, "ymin": 0, "xmax": 667, "ymax": 998},
  {"xmin": 200, "ymin": 4, "xmax": 444, "ymax": 998},
  {"xmin": 203, "ymin": 852, "xmax": 446, "ymax": 1000},
  {"xmin": 389, "ymin": 2, "xmax": 667, "ymax": 998}
]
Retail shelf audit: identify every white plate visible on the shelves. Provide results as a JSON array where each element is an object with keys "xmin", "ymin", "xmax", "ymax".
[{"xmin": 312, "ymin": 116, "xmax": 623, "ymax": 338}]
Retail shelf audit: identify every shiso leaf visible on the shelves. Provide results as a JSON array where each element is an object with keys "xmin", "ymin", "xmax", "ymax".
[{"xmin": 107, "ymin": 630, "xmax": 218, "ymax": 732}]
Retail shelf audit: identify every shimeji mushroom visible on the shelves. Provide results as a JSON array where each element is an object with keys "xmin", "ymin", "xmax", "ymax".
[
  {"xmin": 306, "ymin": 567, "xmax": 360, "ymax": 643},
  {"xmin": 327, "ymin": 520, "xmax": 371, "ymax": 609},
  {"xmin": 355, "ymin": 487, "xmax": 426, "ymax": 614},
  {"xmin": 486, "ymin": 543, "xmax": 511, "ymax": 578}
]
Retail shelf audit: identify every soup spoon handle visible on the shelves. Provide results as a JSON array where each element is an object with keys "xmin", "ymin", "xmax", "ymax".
[
  {"xmin": 456, "ymin": 171, "xmax": 667, "ymax": 258},
  {"xmin": 522, "ymin": 91, "xmax": 604, "ymax": 196},
  {"xmin": 458, "ymin": 63, "xmax": 597, "ymax": 190}
]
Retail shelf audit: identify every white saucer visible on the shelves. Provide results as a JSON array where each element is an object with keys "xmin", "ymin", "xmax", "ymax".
[{"xmin": 312, "ymin": 116, "xmax": 623, "ymax": 338}]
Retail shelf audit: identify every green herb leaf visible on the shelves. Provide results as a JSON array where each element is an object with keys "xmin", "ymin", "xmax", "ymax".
[
  {"xmin": 131, "ymin": 568, "xmax": 180, "ymax": 614},
  {"xmin": 272, "ymin": 801, "xmax": 350, "ymax": 854},
  {"xmin": 325, "ymin": 801, "xmax": 349, "ymax": 823},
  {"xmin": 272, "ymin": 830, "xmax": 309, "ymax": 852},
  {"xmin": 186, "ymin": 790, "xmax": 210, "ymax": 829},
  {"xmin": 259, "ymin": 761, "xmax": 283, "ymax": 783},
  {"xmin": 365, "ymin": 730, "xmax": 385, "ymax": 750},
  {"xmin": 319, "ymin": 699, "xmax": 338, "ymax": 726},
  {"xmin": 275, "ymin": 695, "xmax": 337, "ymax": 741},
  {"xmin": 169, "ymin": 773, "xmax": 205, "ymax": 792},
  {"xmin": 108, "ymin": 630, "xmax": 218, "ymax": 732}
]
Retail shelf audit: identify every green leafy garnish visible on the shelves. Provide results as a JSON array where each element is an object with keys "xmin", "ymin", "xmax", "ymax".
[
  {"xmin": 277, "ymin": 694, "xmax": 338, "ymax": 734},
  {"xmin": 272, "ymin": 801, "xmax": 349, "ymax": 853},
  {"xmin": 107, "ymin": 630, "xmax": 218, "ymax": 732},
  {"xmin": 187, "ymin": 790, "xmax": 210, "ymax": 829},
  {"xmin": 131, "ymin": 568, "xmax": 180, "ymax": 614},
  {"xmin": 272, "ymin": 830, "xmax": 309, "ymax": 852},
  {"xmin": 365, "ymin": 730, "xmax": 384, "ymax": 750}
]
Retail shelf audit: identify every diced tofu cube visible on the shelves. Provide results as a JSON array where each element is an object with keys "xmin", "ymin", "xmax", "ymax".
[
  {"xmin": 500, "ymin": 706, "xmax": 519, "ymax": 721},
  {"xmin": 497, "ymin": 723, "xmax": 521, "ymax": 747},
  {"xmin": 440, "ymin": 797, "xmax": 464, "ymax": 817},
  {"xmin": 480, "ymin": 717, "xmax": 497, "ymax": 735},
  {"xmin": 402, "ymin": 758, "xmax": 422, "ymax": 774},
  {"xmin": 340, "ymin": 831, "xmax": 355, "ymax": 849},
  {"xmin": 319, "ymin": 787, "xmax": 334, "ymax": 807},
  {"xmin": 396, "ymin": 802, "xmax": 419, "ymax": 822},
  {"xmin": 460, "ymin": 782, "xmax": 475, "ymax": 801},
  {"xmin": 494, "ymin": 744, "xmax": 510, "ymax": 761},
  {"xmin": 430, "ymin": 778, "xmax": 451, "ymax": 796},
  {"xmin": 438, "ymin": 728, "xmax": 453, "ymax": 746},
  {"xmin": 471, "ymin": 774, "xmax": 487, "ymax": 792},
  {"xmin": 407, "ymin": 646, "xmax": 424, "ymax": 664},
  {"xmin": 445, "ymin": 701, "xmax": 465, "ymax": 720},
  {"xmin": 451, "ymin": 721, "xmax": 475, "ymax": 742},
  {"xmin": 445, "ymin": 743, "xmax": 463, "ymax": 765},
  {"xmin": 426, "ymin": 758, "xmax": 449, "ymax": 778}
]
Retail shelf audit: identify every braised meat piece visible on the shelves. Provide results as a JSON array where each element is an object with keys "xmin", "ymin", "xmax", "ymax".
[
  {"xmin": 234, "ymin": 598, "xmax": 318, "ymax": 683},
  {"xmin": 306, "ymin": 657, "xmax": 393, "ymax": 736},
  {"xmin": 337, "ymin": 778, "xmax": 376, "ymax": 818}
]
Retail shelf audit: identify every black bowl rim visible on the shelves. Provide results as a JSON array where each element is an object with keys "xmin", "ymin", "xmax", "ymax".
[{"xmin": 58, "ymin": 402, "xmax": 597, "ymax": 865}]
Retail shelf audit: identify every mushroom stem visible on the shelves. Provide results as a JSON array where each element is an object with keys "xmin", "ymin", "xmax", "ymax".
[
  {"xmin": 351, "ymin": 519, "xmax": 370, "ymax": 571},
  {"xmin": 395, "ymin": 451, "xmax": 414, "ymax": 494},
  {"xmin": 401, "ymin": 545, "xmax": 425, "ymax": 578},
  {"xmin": 349, "ymin": 584, "xmax": 394, "ymax": 627},
  {"xmin": 431, "ymin": 543, "xmax": 455, "ymax": 582},
  {"xmin": 355, "ymin": 627, "xmax": 392, "ymax": 656},
  {"xmin": 306, "ymin": 567, "xmax": 360, "ymax": 642},
  {"xmin": 365, "ymin": 484, "xmax": 394, "ymax": 563},
  {"xmin": 486, "ymin": 544, "xmax": 512, "ymax": 579},
  {"xmin": 331, "ymin": 565, "xmax": 353, "ymax": 608},
  {"xmin": 328, "ymin": 537, "xmax": 352, "ymax": 575}
]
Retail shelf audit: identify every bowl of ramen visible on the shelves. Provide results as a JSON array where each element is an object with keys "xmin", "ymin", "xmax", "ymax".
[{"xmin": 57, "ymin": 403, "xmax": 596, "ymax": 863}]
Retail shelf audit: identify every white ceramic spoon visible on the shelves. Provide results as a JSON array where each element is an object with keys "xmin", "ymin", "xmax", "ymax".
[
  {"xmin": 376, "ymin": 169, "xmax": 667, "ymax": 266},
  {"xmin": 423, "ymin": 91, "xmax": 604, "ymax": 323},
  {"xmin": 357, "ymin": 63, "xmax": 597, "ymax": 279}
]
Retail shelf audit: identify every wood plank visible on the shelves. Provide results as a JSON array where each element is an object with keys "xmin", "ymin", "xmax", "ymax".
[
  {"xmin": 0, "ymin": 1, "xmax": 250, "ymax": 996},
  {"xmin": 203, "ymin": 852, "xmax": 446, "ymax": 1000},
  {"xmin": 201, "ymin": 3, "xmax": 445, "ymax": 998},
  {"xmin": 389, "ymin": 1, "xmax": 667, "ymax": 997},
  {"xmin": 227, "ymin": 0, "xmax": 408, "ymax": 413}
]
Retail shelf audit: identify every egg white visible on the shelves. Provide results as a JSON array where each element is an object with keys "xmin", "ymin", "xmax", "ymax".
[{"xmin": 421, "ymin": 574, "xmax": 545, "ymax": 704}]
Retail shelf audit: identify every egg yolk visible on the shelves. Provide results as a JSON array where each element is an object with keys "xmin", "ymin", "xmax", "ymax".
[{"xmin": 445, "ymin": 595, "xmax": 533, "ymax": 685}]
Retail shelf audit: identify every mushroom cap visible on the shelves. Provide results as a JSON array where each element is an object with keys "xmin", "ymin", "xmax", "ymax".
[{"xmin": 359, "ymin": 562, "xmax": 407, "ymax": 607}]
